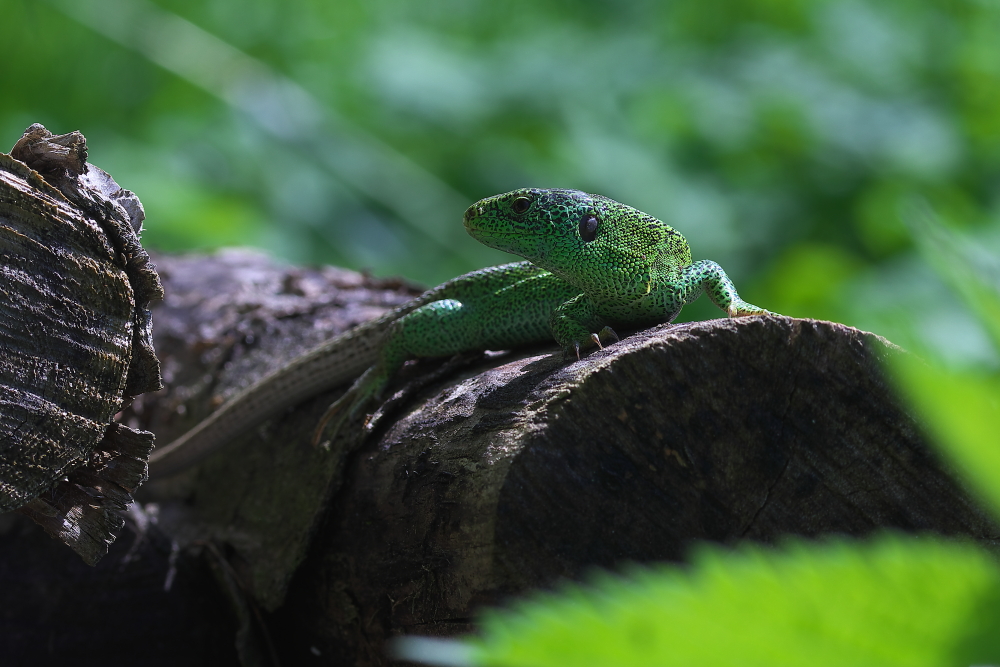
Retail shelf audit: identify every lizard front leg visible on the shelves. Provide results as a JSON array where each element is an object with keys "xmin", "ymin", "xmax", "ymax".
[
  {"xmin": 676, "ymin": 260, "xmax": 769, "ymax": 318},
  {"xmin": 548, "ymin": 294, "xmax": 619, "ymax": 359}
]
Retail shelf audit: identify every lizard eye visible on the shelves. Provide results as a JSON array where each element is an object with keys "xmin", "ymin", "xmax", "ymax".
[
  {"xmin": 511, "ymin": 196, "xmax": 533, "ymax": 214},
  {"xmin": 579, "ymin": 214, "xmax": 599, "ymax": 242}
]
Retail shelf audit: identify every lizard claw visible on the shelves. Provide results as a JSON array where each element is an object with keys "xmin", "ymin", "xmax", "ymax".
[
  {"xmin": 569, "ymin": 327, "xmax": 619, "ymax": 360},
  {"xmin": 598, "ymin": 326, "xmax": 619, "ymax": 344},
  {"xmin": 588, "ymin": 326, "xmax": 620, "ymax": 352},
  {"xmin": 728, "ymin": 302, "xmax": 770, "ymax": 318},
  {"xmin": 312, "ymin": 394, "xmax": 350, "ymax": 448}
]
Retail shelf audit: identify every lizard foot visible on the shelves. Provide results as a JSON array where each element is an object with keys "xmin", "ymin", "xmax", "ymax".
[
  {"xmin": 598, "ymin": 325, "xmax": 620, "ymax": 345},
  {"xmin": 312, "ymin": 366, "xmax": 384, "ymax": 448},
  {"xmin": 727, "ymin": 302, "xmax": 770, "ymax": 318},
  {"xmin": 312, "ymin": 352, "xmax": 486, "ymax": 448},
  {"xmin": 572, "ymin": 326, "xmax": 620, "ymax": 359},
  {"xmin": 312, "ymin": 394, "xmax": 351, "ymax": 449}
]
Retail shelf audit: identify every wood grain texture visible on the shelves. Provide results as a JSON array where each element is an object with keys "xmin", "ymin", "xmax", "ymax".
[
  {"xmin": 0, "ymin": 152, "xmax": 132, "ymax": 511},
  {"xmin": 0, "ymin": 124, "xmax": 161, "ymax": 565},
  {"xmin": 273, "ymin": 316, "xmax": 998, "ymax": 665},
  {"xmin": 118, "ymin": 251, "xmax": 1000, "ymax": 664}
]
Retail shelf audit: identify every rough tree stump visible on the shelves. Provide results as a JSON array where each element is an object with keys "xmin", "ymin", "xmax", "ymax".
[{"xmin": 3, "ymin": 249, "xmax": 997, "ymax": 666}]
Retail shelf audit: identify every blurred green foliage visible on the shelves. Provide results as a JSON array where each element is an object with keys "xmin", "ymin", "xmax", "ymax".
[
  {"xmin": 3, "ymin": 0, "xmax": 1000, "ymax": 357},
  {"xmin": 7, "ymin": 4, "xmax": 1000, "ymax": 662},
  {"xmin": 891, "ymin": 209, "xmax": 1000, "ymax": 517},
  {"xmin": 415, "ymin": 536, "xmax": 1000, "ymax": 666}
]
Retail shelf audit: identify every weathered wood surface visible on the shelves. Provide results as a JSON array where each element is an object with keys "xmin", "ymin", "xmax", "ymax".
[
  {"xmin": 275, "ymin": 309, "xmax": 1000, "ymax": 666},
  {"xmin": 136, "ymin": 249, "xmax": 426, "ymax": 614},
  {"xmin": 0, "ymin": 124, "xmax": 162, "ymax": 565},
  {"xmin": 3, "ymin": 249, "xmax": 997, "ymax": 666}
]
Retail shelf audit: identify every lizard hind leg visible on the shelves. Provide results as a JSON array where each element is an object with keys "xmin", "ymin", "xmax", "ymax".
[
  {"xmin": 311, "ymin": 366, "xmax": 385, "ymax": 448},
  {"xmin": 311, "ymin": 295, "xmax": 480, "ymax": 447}
]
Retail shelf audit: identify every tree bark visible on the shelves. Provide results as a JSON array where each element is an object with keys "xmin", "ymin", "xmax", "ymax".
[
  {"xmin": 4, "ymin": 249, "xmax": 997, "ymax": 666},
  {"xmin": 1, "ymin": 125, "xmax": 162, "ymax": 566}
]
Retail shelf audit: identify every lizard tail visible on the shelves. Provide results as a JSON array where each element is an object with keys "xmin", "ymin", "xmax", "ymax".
[{"xmin": 147, "ymin": 323, "xmax": 389, "ymax": 478}]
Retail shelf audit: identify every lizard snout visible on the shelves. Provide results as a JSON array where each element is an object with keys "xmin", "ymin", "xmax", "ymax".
[{"xmin": 463, "ymin": 204, "xmax": 482, "ymax": 227}]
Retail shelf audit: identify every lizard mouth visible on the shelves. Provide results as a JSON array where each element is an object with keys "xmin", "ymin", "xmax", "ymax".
[
  {"xmin": 463, "ymin": 215, "xmax": 501, "ymax": 240},
  {"xmin": 464, "ymin": 226, "xmax": 522, "ymax": 255},
  {"xmin": 465, "ymin": 226, "xmax": 494, "ymax": 243},
  {"xmin": 462, "ymin": 206, "xmax": 526, "ymax": 248}
]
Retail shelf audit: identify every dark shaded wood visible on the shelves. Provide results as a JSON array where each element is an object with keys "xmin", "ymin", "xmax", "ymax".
[
  {"xmin": 268, "ymin": 316, "xmax": 999, "ymax": 666},
  {"xmin": 0, "ymin": 512, "xmax": 239, "ymax": 666},
  {"xmin": 120, "ymin": 251, "xmax": 1000, "ymax": 664},
  {"xmin": 134, "ymin": 250, "xmax": 425, "ymax": 614}
]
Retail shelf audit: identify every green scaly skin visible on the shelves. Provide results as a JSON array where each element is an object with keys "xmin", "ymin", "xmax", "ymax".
[
  {"xmin": 148, "ymin": 188, "xmax": 767, "ymax": 477},
  {"xmin": 464, "ymin": 188, "xmax": 767, "ymax": 352},
  {"xmin": 324, "ymin": 188, "xmax": 767, "ymax": 432}
]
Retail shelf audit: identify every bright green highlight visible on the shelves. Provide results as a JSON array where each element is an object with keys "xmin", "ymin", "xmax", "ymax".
[{"xmin": 396, "ymin": 536, "xmax": 1000, "ymax": 667}]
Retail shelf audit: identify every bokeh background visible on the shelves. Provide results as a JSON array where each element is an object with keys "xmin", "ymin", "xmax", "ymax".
[{"xmin": 4, "ymin": 0, "xmax": 999, "ymax": 364}]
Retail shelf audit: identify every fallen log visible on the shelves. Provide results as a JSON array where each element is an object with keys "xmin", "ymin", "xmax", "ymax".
[{"xmin": 4, "ymin": 249, "xmax": 996, "ymax": 666}]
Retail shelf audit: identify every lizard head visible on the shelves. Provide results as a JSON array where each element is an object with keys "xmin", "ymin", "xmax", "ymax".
[
  {"xmin": 464, "ymin": 188, "xmax": 604, "ymax": 260},
  {"xmin": 463, "ymin": 188, "xmax": 690, "ymax": 293}
]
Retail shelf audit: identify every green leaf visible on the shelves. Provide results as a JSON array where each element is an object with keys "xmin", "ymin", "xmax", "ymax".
[
  {"xmin": 395, "ymin": 535, "xmax": 1000, "ymax": 667},
  {"xmin": 889, "ymin": 343, "xmax": 1000, "ymax": 517},
  {"xmin": 890, "ymin": 202, "xmax": 1000, "ymax": 514},
  {"xmin": 903, "ymin": 201, "xmax": 1000, "ymax": 352}
]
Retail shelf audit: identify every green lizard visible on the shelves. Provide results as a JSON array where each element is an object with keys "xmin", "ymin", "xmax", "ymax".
[{"xmin": 148, "ymin": 188, "xmax": 767, "ymax": 477}]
